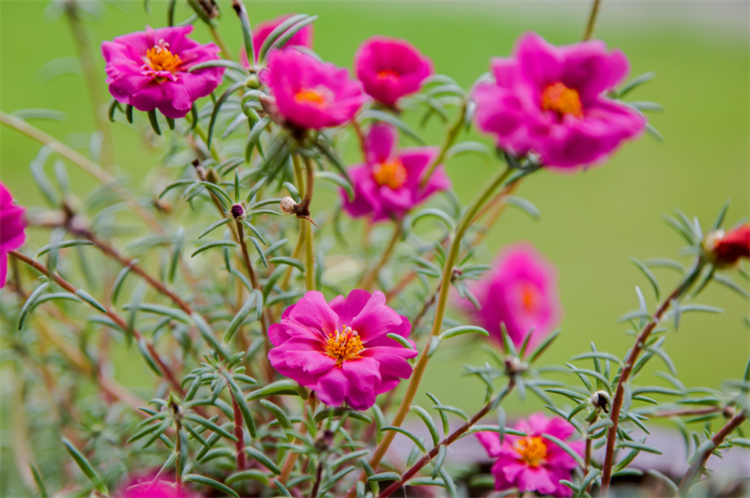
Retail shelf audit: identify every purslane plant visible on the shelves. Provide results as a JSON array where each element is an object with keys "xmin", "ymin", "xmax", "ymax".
[{"xmin": 1, "ymin": 1, "xmax": 748, "ymax": 498}]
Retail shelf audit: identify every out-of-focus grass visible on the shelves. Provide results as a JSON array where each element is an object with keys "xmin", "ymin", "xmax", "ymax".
[{"xmin": 1, "ymin": 1, "xmax": 747, "ymax": 418}]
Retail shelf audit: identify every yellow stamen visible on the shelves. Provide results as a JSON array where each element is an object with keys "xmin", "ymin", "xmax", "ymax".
[
  {"xmin": 377, "ymin": 69, "xmax": 400, "ymax": 81},
  {"xmin": 519, "ymin": 283, "xmax": 541, "ymax": 314},
  {"xmin": 324, "ymin": 326, "xmax": 364, "ymax": 367},
  {"xmin": 146, "ymin": 43, "xmax": 182, "ymax": 74},
  {"xmin": 372, "ymin": 158, "xmax": 407, "ymax": 190},
  {"xmin": 515, "ymin": 436, "xmax": 547, "ymax": 467},
  {"xmin": 541, "ymin": 82, "xmax": 583, "ymax": 118},
  {"xmin": 294, "ymin": 88, "xmax": 328, "ymax": 107}
]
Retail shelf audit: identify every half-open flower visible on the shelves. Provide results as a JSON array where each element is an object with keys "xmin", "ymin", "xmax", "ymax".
[
  {"xmin": 705, "ymin": 224, "xmax": 750, "ymax": 268},
  {"xmin": 102, "ymin": 26, "xmax": 225, "ymax": 119},
  {"xmin": 477, "ymin": 413, "xmax": 584, "ymax": 497},
  {"xmin": 268, "ymin": 290, "xmax": 417, "ymax": 410},
  {"xmin": 458, "ymin": 243, "xmax": 561, "ymax": 351},
  {"xmin": 240, "ymin": 13, "xmax": 314, "ymax": 67},
  {"xmin": 266, "ymin": 48, "xmax": 367, "ymax": 130},
  {"xmin": 342, "ymin": 123, "xmax": 451, "ymax": 222},
  {"xmin": 355, "ymin": 36, "xmax": 433, "ymax": 107},
  {"xmin": 0, "ymin": 182, "xmax": 27, "ymax": 288},
  {"xmin": 473, "ymin": 32, "xmax": 646, "ymax": 169}
]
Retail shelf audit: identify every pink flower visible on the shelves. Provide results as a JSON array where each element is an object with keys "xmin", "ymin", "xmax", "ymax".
[
  {"xmin": 355, "ymin": 36, "xmax": 433, "ymax": 107},
  {"xmin": 706, "ymin": 224, "xmax": 750, "ymax": 268},
  {"xmin": 342, "ymin": 123, "xmax": 451, "ymax": 222},
  {"xmin": 473, "ymin": 32, "xmax": 646, "ymax": 169},
  {"xmin": 240, "ymin": 14, "xmax": 314, "ymax": 66},
  {"xmin": 267, "ymin": 48, "xmax": 367, "ymax": 130},
  {"xmin": 117, "ymin": 476, "xmax": 200, "ymax": 498},
  {"xmin": 268, "ymin": 290, "xmax": 418, "ymax": 410},
  {"xmin": 0, "ymin": 182, "xmax": 27, "ymax": 288},
  {"xmin": 477, "ymin": 413, "xmax": 584, "ymax": 497},
  {"xmin": 460, "ymin": 243, "xmax": 561, "ymax": 352},
  {"xmin": 101, "ymin": 26, "xmax": 225, "ymax": 119}
]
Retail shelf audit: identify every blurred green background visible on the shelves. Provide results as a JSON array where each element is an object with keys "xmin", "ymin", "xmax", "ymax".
[{"xmin": 1, "ymin": 0, "xmax": 748, "ymax": 419}]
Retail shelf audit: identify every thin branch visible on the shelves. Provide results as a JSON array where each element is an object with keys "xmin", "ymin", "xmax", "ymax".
[
  {"xmin": 420, "ymin": 99, "xmax": 467, "ymax": 188},
  {"xmin": 0, "ymin": 112, "xmax": 162, "ymax": 233},
  {"xmin": 600, "ymin": 261, "xmax": 704, "ymax": 494},
  {"xmin": 678, "ymin": 410, "xmax": 747, "ymax": 495},
  {"xmin": 378, "ymin": 379, "xmax": 516, "ymax": 498},
  {"xmin": 582, "ymin": 0, "xmax": 603, "ymax": 41},
  {"xmin": 359, "ymin": 221, "xmax": 403, "ymax": 292},
  {"xmin": 9, "ymin": 250, "xmax": 184, "ymax": 396}
]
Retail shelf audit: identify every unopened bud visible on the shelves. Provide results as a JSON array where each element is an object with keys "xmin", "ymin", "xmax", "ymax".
[
  {"xmin": 206, "ymin": 168, "xmax": 219, "ymax": 185},
  {"xmin": 504, "ymin": 356, "xmax": 523, "ymax": 376},
  {"xmin": 231, "ymin": 203, "xmax": 246, "ymax": 220},
  {"xmin": 245, "ymin": 74, "xmax": 260, "ymax": 89},
  {"xmin": 590, "ymin": 390, "xmax": 610, "ymax": 413},
  {"xmin": 280, "ymin": 196, "xmax": 297, "ymax": 215},
  {"xmin": 723, "ymin": 405, "xmax": 736, "ymax": 419}
]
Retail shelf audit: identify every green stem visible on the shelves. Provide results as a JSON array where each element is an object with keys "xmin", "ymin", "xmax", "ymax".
[
  {"xmin": 582, "ymin": 0, "xmax": 603, "ymax": 41},
  {"xmin": 209, "ymin": 25, "xmax": 233, "ymax": 61},
  {"xmin": 363, "ymin": 165, "xmax": 513, "ymax": 474},
  {"xmin": 65, "ymin": 0, "xmax": 116, "ymax": 171},
  {"xmin": 420, "ymin": 99, "xmax": 467, "ymax": 188},
  {"xmin": 301, "ymin": 156, "xmax": 316, "ymax": 291},
  {"xmin": 359, "ymin": 221, "xmax": 403, "ymax": 291}
]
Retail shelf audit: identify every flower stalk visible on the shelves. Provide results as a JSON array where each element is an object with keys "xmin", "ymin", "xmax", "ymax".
[
  {"xmin": 359, "ymin": 221, "xmax": 403, "ymax": 291},
  {"xmin": 420, "ymin": 98, "xmax": 467, "ymax": 188},
  {"xmin": 677, "ymin": 410, "xmax": 747, "ymax": 495},
  {"xmin": 600, "ymin": 260, "xmax": 705, "ymax": 494},
  {"xmin": 361, "ymin": 164, "xmax": 513, "ymax": 477}
]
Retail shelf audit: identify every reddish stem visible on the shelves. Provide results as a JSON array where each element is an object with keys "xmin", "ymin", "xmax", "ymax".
[{"xmin": 231, "ymin": 392, "xmax": 247, "ymax": 471}]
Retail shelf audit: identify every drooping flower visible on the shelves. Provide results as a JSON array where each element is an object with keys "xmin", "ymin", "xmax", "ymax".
[
  {"xmin": 268, "ymin": 290, "xmax": 418, "ymax": 410},
  {"xmin": 473, "ymin": 32, "xmax": 646, "ymax": 169},
  {"xmin": 240, "ymin": 14, "xmax": 314, "ymax": 67},
  {"xmin": 101, "ymin": 26, "xmax": 225, "ymax": 119},
  {"xmin": 704, "ymin": 224, "xmax": 750, "ymax": 268},
  {"xmin": 0, "ymin": 182, "xmax": 27, "ymax": 288},
  {"xmin": 355, "ymin": 36, "xmax": 433, "ymax": 107},
  {"xmin": 459, "ymin": 243, "xmax": 561, "ymax": 351},
  {"xmin": 477, "ymin": 413, "xmax": 584, "ymax": 497},
  {"xmin": 342, "ymin": 123, "xmax": 451, "ymax": 222},
  {"xmin": 266, "ymin": 48, "xmax": 367, "ymax": 130}
]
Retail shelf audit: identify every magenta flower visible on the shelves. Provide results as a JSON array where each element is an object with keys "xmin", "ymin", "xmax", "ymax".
[
  {"xmin": 473, "ymin": 32, "xmax": 646, "ymax": 169},
  {"xmin": 355, "ymin": 36, "xmax": 433, "ymax": 107},
  {"xmin": 101, "ymin": 26, "xmax": 225, "ymax": 119},
  {"xmin": 459, "ymin": 243, "xmax": 561, "ymax": 351},
  {"xmin": 240, "ymin": 14, "xmax": 314, "ymax": 66},
  {"xmin": 342, "ymin": 123, "xmax": 451, "ymax": 222},
  {"xmin": 0, "ymin": 182, "xmax": 27, "ymax": 288},
  {"xmin": 267, "ymin": 48, "xmax": 367, "ymax": 130},
  {"xmin": 117, "ymin": 476, "xmax": 200, "ymax": 498},
  {"xmin": 268, "ymin": 290, "xmax": 418, "ymax": 410},
  {"xmin": 477, "ymin": 413, "xmax": 584, "ymax": 497}
]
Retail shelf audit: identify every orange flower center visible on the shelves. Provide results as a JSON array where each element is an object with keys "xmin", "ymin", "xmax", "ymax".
[
  {"xmin": 324, "ymin": 326, "xmax": 364, "ymax": 367},
  {"xmin": 377, "ymin": 69, "xmax": 400, "ymax": 81},
  {"xmin": 372, "ymin": 158, "xmax": 408, "ymax": 189},
  {"xmin": 146, "ymin": 43, "xmax": 183, "ymax": 74},
  {"xmin": 541, "ymin": 82, "xmax": 583, "ymax": 118},
  {"xmin": 294, "ymin": 88, "xmax": 329, "ymax": 108},
  {"xmin": 515, "ymin": 436, "xmax": 547, "ymax": 468},
  {"xmin": 519, "ymin": 283, "xmax": 541, "ymax": 314}
]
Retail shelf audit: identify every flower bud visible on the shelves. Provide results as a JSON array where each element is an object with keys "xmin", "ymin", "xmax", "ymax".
[
  {"xmin": 205, "ymin": 168, "xmax": 219, "ymax": 185},
  {"xmin": 259, "ymin": 94, "xmax": 285, "ymax": 126},
  {"xmin": 704, "ymin": 224, "xmax": 750, "ymax": 268},
  {"xmin": 280, "ymin": 196, "xmax": 298, "ymax": 215},
  {"xmin": 231, "ymin": 203, "xmax": 246, "ymax": 220},
  {"xmin": 590, "ymin": 390, "xmax": 610, "ymax": 413}
]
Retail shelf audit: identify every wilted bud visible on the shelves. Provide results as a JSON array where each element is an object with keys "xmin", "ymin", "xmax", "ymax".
[
  {"xmin": 704, "ymin": 225, "xmax": 750, "ymax": 268},
  {"xmin": 503, "ymin": 355, "xmax": 524, "ymax": 376},
  {"xmin": 205, "ymin": 168, "xmax": 219, "ymax": 185},
  {"xmin": 723, "ymin": 405, "xmax": 736, "ymax": 419},
  {"xmin": 280, "ymin": 196, "xmax": 298, "ymax": 215},
  {"xmin": 260, "ymin": 94, "xmax": 285, "ymax": 126},
  {"xmin": 231, "ymin": 203, "xmax": 246, "ymax": 220},
  {"xmin": 590, "ymin": 390, "xmax": 610, "ymax": 413},
  {"xmin": 192, "ymin": 159, "xmax": 207, "ymax": 180}
]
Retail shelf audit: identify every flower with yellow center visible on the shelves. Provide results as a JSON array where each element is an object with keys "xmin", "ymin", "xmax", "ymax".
[
  {"xmin": 324, "ymin": 326, "xmax": 365, "ymax": 367},
  {"xmin": 541, "ymin": 82, "xmax": 583, "ymax": 119},
  {"xmin": 146, "ymin": 42, "xmax": 183, "ymax": 74},
  {"xmin": 515, "ymin": 436, "xmax": 548, "ymax": 468},
  {"xmin": 294, "ymin": 88, "xmax": 330, "ymax": 108},
  {"xmin": 376, "ymin": 69, "xmax": 400, "ymax": 81},
  {"xmin": 372, "ymin": 158, "xmax": 408, "ymax": 190},
  {"xmin": 519, "ymin": 282, "xmax": 541, "ymax": 314}
]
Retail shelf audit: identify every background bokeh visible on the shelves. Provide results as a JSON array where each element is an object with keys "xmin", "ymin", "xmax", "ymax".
[{"xmin": 1, "ymin": 0, "xmax": 748, "ymax": 453}]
